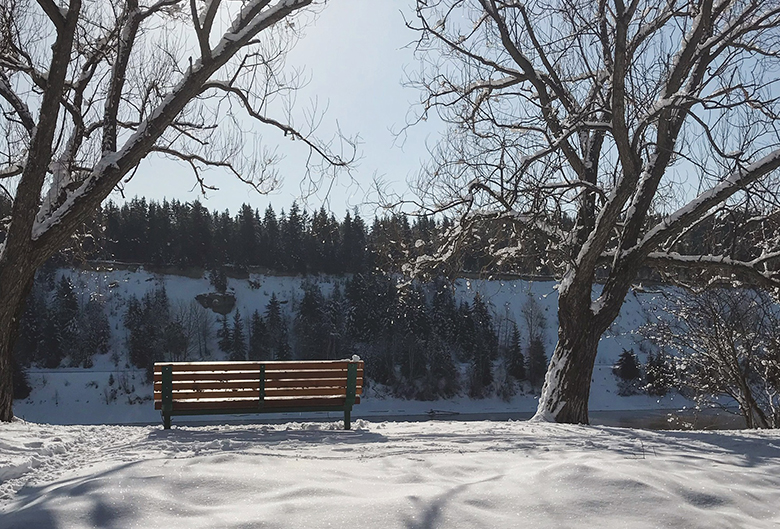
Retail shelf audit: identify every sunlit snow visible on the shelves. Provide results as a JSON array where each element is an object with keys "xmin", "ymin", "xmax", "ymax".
[{"xmin": 1, "ymin": 419, "xmax": 779, "ymax": 528}]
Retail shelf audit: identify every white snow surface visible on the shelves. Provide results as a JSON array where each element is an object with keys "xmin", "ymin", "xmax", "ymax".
[{"xmin": 1, "ymin": 418, "xmax": 780, "ymax": 528}]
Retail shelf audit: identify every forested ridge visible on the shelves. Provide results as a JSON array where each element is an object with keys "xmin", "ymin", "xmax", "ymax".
[
  {"xmin": 3, "ymin": 195, "xmax": 758, "ymax": 280},
  {"xmin": 4, "ymin": 196, "xmax": 771, "ymax": 417},
  {"xmin": 5, "ymin": 197, "xmax": 554, "ymax": 403}
]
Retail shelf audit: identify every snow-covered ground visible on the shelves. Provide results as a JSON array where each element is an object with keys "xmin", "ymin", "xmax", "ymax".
[
  {"xmin": 4, "ymin": 269, "xmax": 772, "ymax": 527},
  {"xmin": 1, "ymin": 418, "xmax": 779, "ymax": 528},
  {"xmin": 14, "ymin": 268, "xmax": 688, "ymax": 426}
]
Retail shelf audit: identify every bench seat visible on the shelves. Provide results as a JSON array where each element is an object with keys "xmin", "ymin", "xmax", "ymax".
[{"xmin": 153, "ymin": 359, "xmax": 364, "ymax": 429}]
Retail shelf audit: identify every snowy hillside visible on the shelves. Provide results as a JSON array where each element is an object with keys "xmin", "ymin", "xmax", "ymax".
[{"xmin": 14, "ymin": 267, "xmax": 686, "ymax": 426}]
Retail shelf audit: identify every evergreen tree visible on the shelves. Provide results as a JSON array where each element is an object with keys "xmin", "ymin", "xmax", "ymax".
[
  {"xmin": 340, "ymin": 210, "xmax": 368, "ymax": 273},
  {"xmin": 230, "ymin": 309, "xmax": 247, "ymax": 361},
  {"xmin": 645, "ymin": 349, "xmax": 674, "ymax": 397},
  {"xmin": 102, "ymin": 200, "xmax": 122, "ymax": 260},
  {"xmin": 217, "ymin": 314, "xmax": 232, "ymax": 354},
  {"xmin": 420, "ymin": 335, "xmax": 460, "ymax": 400},
  {"xmin": 281, "ymin": 202, "xmax": 306, "ymax": 273},
  {"xmin": 506, "ymin": 323, "xmax": 526, "ymax": 381},
  {"xmin": 125, "ymin": 285, "xmax": 172, "ymax": 380},
  {"xmin": 185, "ymin": 200, "xmax": 213, "ymax": 267},
  {"xmin": 236, "ymin": 203, "xmax": 260, "ymax": 266},
  {"xmin": 527, "ymin": 336, "xmax": 548, "ymax": 388},
  {"xmin": 54, "ymin": 276, "xmax": 80, "ymax": 368},
  {"xmin": 394, "ymin": 285, "xmax": 431, "ymax": 396},
  {"xmin": 14, "ymin": 280, "xmax": 47, "ymax": 366},
  {"xmin": 613, "ymin": 348, "xmax": 642, "ymax": 396},
  {"xmin": 212, "ymin": 210, "xmax": 234, "ymax": 265},
  {"xmin": 77, "ymin": 296, "xmax": 111, "ymax": 367},
  {"xmin": 294, "ymin": 282, "xmax": 328, "ymax": 360},
  {"xmin": 614, "ymin": 349, "xmax": 641, "ymax": 381},
  {"xmin": 467, "ymin": 294, "xmax": 496, "ymax": 398},
  {"xmin": 209, "ymin": 268, "xmax": 228, "ymax": 294},
  {"xmin": 147, "ymin": 200, "xmax": 172, "ymax": 265},
  {"xmin": 260, "ymin": 206, "xmax": 280, "ymax": 269},
  {"xmin": 12, "ymin": 357, "xmax": 31, "ymax": 400},
  {"xmin": 324, "ymin": 284, "xmax": 349, "ymax": 360},
  {"xmin": 248, "ymin": 310, "xmax": 268, "ymax": 360},
  {"xmin": 430, "ymin": 279, "xmax": 458, "ymax": 345},
  {"xmin": 265, "ymin": 294, "xmax": 291, "ymax": 360}
]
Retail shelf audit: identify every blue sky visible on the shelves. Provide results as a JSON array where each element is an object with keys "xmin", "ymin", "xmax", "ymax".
[{"xmin": 114, "ymin": 0, "xmax": 439, "ymax": 218}]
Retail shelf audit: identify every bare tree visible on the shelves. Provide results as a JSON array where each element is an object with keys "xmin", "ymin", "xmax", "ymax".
[
  {"xmin": 0, "ymin": 0, "xmax": 355, "ymax": 421},
  {"xmin": 404, "ymin": 0, "xmax": 780, "ymax": 423},
  {"xmin": 646, "ymin": 288, "xmax": 780, "ymax": 428}
]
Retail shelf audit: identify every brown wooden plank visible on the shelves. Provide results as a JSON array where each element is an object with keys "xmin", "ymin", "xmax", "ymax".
[
  {"xmin": 154, "ymin": 371, "xmax": 265, "ymax": 383},
  {"xmin": 154, "ymin": 395, "xmax": 362, "ymax": 411},
  {"xmin": 153, "ymin": 369, "xmax": 363, "ymax": 383},
  {"xmin": 264, "ymin": 378, "xmax": 359, "ymax": 389},
  {"xmin": 154, "ymin": 360, "xmax": 361, "ymax": 373},
  {"xmin": 154, "ymin": 379, "xmax": 363, "ymax": 392},
  {"xmin": 264, "ymin": 369, "xmax": 363, "ymax": 380},
  {"xmin": 154, "ymin": 386, "xmax": 362, "ymax": 402},
  {"xmin": 155, "ymin": 380, "xmax": 262, "ymax": 391}
]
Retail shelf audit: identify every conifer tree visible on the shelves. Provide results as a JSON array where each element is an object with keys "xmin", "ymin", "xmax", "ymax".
[
  {"xmin": 294, "ymin": 282, "xmax": 327, "ymax": 360},
  {"xmin": 76, "ymin": 297, "xmax": 111, "ymax": 368},
  {"xmin": 467, "ymin": 294, "xmax": 496, "ymax": 398},
  {"xmin": 324, "ymin": 285, "xmax": 349, "ymax": 360},
  {"xmin": 260, "ymin": 206, "xmax": 280, "ymax": 270},
  {"xmin": 613, "ymin": 349, "xmax": 642, "ymax": 396},
  {"xmin": 265, "ymin": 294, "xmax": 291, "ymax": 361},
  {"xmin": 614, "ymin": 350, "xmax": 641, "ymax": 382},
  {"xmin": 506, "ymin": 323, "xmax": 526, "ymax": 382},
  {"xmin": 236, "ymin": 204, "xmax": 260, "ymax": 267},
  {"xmin": 248, "ymin": 310, "xmax": 268, "ymax": 361},
  {"xmin": 12, "ymin": 358, "xmax": 31, "ymax": 400},
  {"xmin": 124, "ymin": 286, "xmax": 172, "ymax": 380},
  {"xmin": 54, "ymin": 276, "xmax": 80, "ymax": 368},
  {"xmin": 527, "ymin": 337, "xmax": 549, "ymax": 388},
  {"xmin": 217, "ymin": 314, "xmax": 232, "ymax": 355},
  {"xmin": 230, "ymin": 310, "xmax": 247, "ymax": 361},
  {"xmin": 14, "ymin": 281, "xmax": 47, "ymax": 366}
]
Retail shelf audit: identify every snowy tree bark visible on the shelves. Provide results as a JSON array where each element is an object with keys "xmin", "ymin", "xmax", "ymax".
[
  {"xmin": 0, "ymin": 0, "xmax": 353, "ymax": 422},
  {"xmin": 404, "ymin": 0, "xmax": 780, "ymax": 423}
]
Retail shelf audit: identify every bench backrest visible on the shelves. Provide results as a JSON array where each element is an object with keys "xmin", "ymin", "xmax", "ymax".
[{"xmin": 153, "ymin": 360, "xmax": 364, "ymax": 411}]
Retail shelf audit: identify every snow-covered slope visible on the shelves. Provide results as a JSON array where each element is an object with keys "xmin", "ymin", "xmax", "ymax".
[
  {"xmin": 14, "ymin": 267, "xmax": 685, "ymax": 426},
  {"xmin": 2, "ymin": 419, "xmax": 779, "ymax": 528}
]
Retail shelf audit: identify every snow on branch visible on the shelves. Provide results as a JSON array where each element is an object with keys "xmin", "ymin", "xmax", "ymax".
[
  {"xmin": 643, "ymin": 252, "xmax": 780, "ymax": 290},
  {"xmin": 636, "ymin": 149, "xmax": 780, "ymax": 256},
  {"xmin": 0, "ymin": 71, "xmax": 35, "ymax": 135}
]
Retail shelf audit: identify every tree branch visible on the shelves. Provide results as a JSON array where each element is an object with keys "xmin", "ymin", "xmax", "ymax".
[
  {"xmin": 36, "ymin": 0, "xmax": 65, "ymax": 32},
  {"xmin": 0, "ymin": 71, "xmax": 35, "ymax": 135}
]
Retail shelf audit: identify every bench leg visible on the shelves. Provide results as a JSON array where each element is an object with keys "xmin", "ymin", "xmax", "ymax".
[
  {"xmin": 344, "ymin": 409, "xmax": 351, "ymax": 430},
  {"xmin": 163, "ymin": 412, "xmax": 171, "ymax": 430}
]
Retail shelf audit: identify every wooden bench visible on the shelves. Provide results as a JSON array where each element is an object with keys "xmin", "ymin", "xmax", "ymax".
[{"xmin": 153, "ymin": 359, "xmax": 364, "ymax": 430}]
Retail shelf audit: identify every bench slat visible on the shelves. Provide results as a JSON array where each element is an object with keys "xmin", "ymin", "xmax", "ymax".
[
  {"xmin": 154, "ymin": 378, "xmax": 362, "ymax": 392},
  {"xmin": 154, "ymin": 386, "xmax": 363, "ymax": 400},
  {"xmin": 154, "ymin": 369, "xmax": 363, "ymax": 383},
  {"xmin": 154, "ymin": 360, "xmax": 363, "ymax": 372},
  {"xmin": 154, "ymin": 395, "xmax": 361, "ymax": 411}
]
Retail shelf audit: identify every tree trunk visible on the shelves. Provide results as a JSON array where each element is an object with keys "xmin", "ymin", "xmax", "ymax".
[
  {"xmin": 532, "ymin": 319, "xmax": 602, "ymax": 424},
  {"xmin": 0, "ymin": 258, "xmax": 38, "ymax": 422}
]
